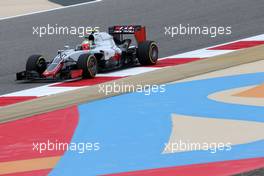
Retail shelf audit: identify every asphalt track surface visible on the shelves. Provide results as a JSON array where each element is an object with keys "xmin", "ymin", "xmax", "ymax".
[
  {"xmin": 49, "ymin": 0, "xmax": 94, "ymax": 6},
  {"xmin": 1, "ymin": 0, "xmax": 264, "ymax": 95},
  {"xmin": 235, "ymin": 168, "xmax": 264, "ymax": 176}
]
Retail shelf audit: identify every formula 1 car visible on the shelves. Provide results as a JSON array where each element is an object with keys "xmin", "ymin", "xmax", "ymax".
[{"xmin": 16, "ymin": 25, "xmax": 159, "ymax": 80}]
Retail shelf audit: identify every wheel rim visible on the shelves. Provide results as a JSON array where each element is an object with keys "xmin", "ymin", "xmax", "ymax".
[
  {"xmin": 87, "ymin": 56, "xmax": 97, "ymax": 77},
  {"xmin": 149, "ymin": 44, "xmax": 158, "ymax": 63},
  {"xmin": 37, "ymin": 57, "xmax": 46, "ymax": 73},
  {"xmin": 37, "ymin": 58, "xmax": 45, "ymax": 67}
]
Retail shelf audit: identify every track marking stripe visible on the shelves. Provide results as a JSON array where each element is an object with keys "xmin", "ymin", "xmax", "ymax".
[
  {"xmin": 207, "ymin": 41, "xmax": 264, "ymax": 50},
  {"xmin": 0, "ymin": 106, "xmax": 78, "ymax": 162},
  {"xmin": 235, "ymin": 83, "xmax": 264, "ymax": 98},
  {"xmin": 0, "ymin": 96, "xmax": 37, "ymax": 106},
  {"xmin": 52, "ymin": 76, "xmax": 124, "ymax": 87},
  {"xmin": 0, "ymin": 156, "xmax": 60, "ymax": 175},
  {"xmin": 0, "ymin": 0, "xmax": 102, "ymax": 21},
  {"xmin": 1, "ymin": 34, "xmax": 264, "ymax": 106},
  {"xmin": 104, "ymin": 157, "xmax": 264, "ymax": 176},
  {"xmin": 3, "ymin": 169, "xmax": 51, "ymax": 176}
]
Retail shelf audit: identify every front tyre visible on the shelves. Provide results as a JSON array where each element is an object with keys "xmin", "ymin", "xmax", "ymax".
[
  {"xmin": 77, "ymin": 54, "xmax": 97, "ymax": 78},
  {"xmin": 137, "ymin": 41, "xmax": 158, "ymax": 65},
  {"xmin": 26, "ymin": 55, "xmax": 47, "ymax": 74}
]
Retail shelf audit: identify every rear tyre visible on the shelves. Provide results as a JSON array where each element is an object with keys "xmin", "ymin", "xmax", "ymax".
[
  {"xmin": 77, "ymin": 54, "xmax": 97, "ymax": 78},
  {"xmin": 137, "ymin": 41, "xmax": 158, "ymax": 65},
  {"xmin": 26, "ymin": 55, "xmax": 47, "ymax": 74}
]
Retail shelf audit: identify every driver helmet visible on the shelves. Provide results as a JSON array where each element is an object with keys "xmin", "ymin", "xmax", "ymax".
[
  {"xmin": 82, "ymin": 33, "xmax": 95, "ymax": 50},
  {"xmin": 88, "ymin": 33, "xmax": 95, "ymax": 44}
]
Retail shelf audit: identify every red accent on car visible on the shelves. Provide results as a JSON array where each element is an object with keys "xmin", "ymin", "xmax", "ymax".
[
  {"xmin": 113, "ymin": 53, "xmax": 121, "ymax": 61},
  {"xmin": 135, "ymin": 26, "xmax": 146, "ymax": 43},
  {"xmin": 82, "ymin": 43, "xmax": 90, "ymax": 50},
  {"xmin": 70, "ymin": 69, "xmax": 83, "ymax": 79},
  {"xmin": 42, "ymin": 62, "xmax": 64, "ymax": 78},
  {"xmin": 114, "ymin": 26, "xmax": 122, "ymax": 32}
]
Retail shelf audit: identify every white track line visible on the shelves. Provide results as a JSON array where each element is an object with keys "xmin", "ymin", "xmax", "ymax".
[
  {"xmin": 167, "ymin": 49, "xmax": 232, "ymax": 58},
  {"xmin": 0, "ymin": 0, "xmax": 102, "ymax": 21},
  {"xmin": 98, "ymin": 67, "xmax": 160, "ymax": 77},
  {"xmin": 167, "ymin": 33, "xmax": 264, "ymax": 58},
  {"xmin": 3, "ymin": 85, "xmax": 80, "ymax": 97}
]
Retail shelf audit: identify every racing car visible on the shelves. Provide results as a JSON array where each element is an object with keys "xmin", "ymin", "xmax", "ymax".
[{"xmin": 16, "ymin": 25, "xmax": 159, "ymax": 80}]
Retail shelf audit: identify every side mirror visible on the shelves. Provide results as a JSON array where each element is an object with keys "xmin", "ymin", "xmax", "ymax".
[
  {"xmin": 75, "ymin": 44, "xmax": 82, "ymax": 51},
  {"xmin": 58, "ymin": 50, "xmax": 63, "ymax": 54}
]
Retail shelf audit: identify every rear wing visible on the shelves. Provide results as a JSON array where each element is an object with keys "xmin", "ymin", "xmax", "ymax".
[{"xmin": 108, "ymin": 25, "xmax": 146, "ymax": 44}]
